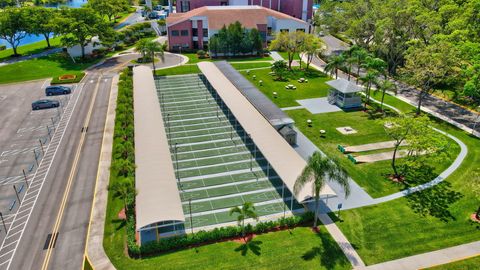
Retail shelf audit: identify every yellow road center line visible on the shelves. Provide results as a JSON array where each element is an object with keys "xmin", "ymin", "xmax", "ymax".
[{"xmin": 41, "ymin": 74, "xmax": 103, "ymax": 270}]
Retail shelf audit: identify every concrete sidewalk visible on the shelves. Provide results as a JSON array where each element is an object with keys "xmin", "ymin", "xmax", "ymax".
[
  {"xmin": 85, "ymin": 75, "xmax": 118, "ymax": 270},
  {"xmin": 362, "ymin": 241, "xmax": 480, "ymax": 270}
]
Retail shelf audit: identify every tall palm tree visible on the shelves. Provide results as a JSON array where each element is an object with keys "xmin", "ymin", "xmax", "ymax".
[
  {"xmin": 375, "ymin": 80, "xmax": 396, "ymax": 112},
  {"xmin": 229, "ymin": 202, "xmax": 259, "ymax": 241},
  {"xmin": 109, "ymin": 177, "xmax": 136, "ymax": 215},
  {"xmin": 324, "ymin": 55, "xmax": 345, "ymax": 79},
  {"xmin": 135, "ymin": 39, "xmax": 150, "ymax": 63},
  {"xmin": 352, "ymin": 47, "xmax": 369, "ymax": 83},
  {"xmin": 360, "ymin": 71, "xmax": 378, "ymax": 110},
  {"xmin": 145, "ymin": 40, "xmax": 165, "ymax": 71},
  {"xmin": 294, "ymin": 152, "xmax": 350, "ymax": 228}
]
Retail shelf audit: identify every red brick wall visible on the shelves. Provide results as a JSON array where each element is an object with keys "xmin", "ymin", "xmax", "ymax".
[{"xmin": 168, "ymin": 20, "xmax": 193, "ymax": 51}]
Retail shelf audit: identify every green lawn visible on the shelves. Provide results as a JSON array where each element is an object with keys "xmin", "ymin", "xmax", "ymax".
[
  {"xmin": 427, "ymin": 256, "xmax": 480, "ymax": 269},
  {"xmin": 287, "ymin": 109, "xmax": 459, "ymax": 197},
  {"xmin": 0, "ymin": 36, "xmax": 62, "ymax": 61},
  {"xmin": 106, "ymin": 224, "xmax": 351, "ymax": 270},
  {"xmin": 241, "ymin": 67, "xmax": 331, "ymax": 108},
  {"xmin": 154, "ymin": 65, "xmax": 201, "ymax": 76},
  {"xmin": 183, "ymin": 53, "xmax": 272, "ymax": 64},
  {"xmin": 330, "ymin": 118, "xmax": 480, "ymax": 265},
  {"xmin": 0, "ymin": 53, "xmax": 97, "ymax": 84},
  {"xmin": 231, "ymin": 62, "xmax": 271, "ymax": 70}
]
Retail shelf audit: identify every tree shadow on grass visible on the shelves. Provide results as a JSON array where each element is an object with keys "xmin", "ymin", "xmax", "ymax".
[
  {"xmin": 406, "ymin": 181, "xmax": 463, "ymax": 222},
  {"xmin": 111, "ymin": 218, "xmax": 126, "ymax": 230},
  {"xmin": 301, "ymin": 229, "xmax": 351, "ymax": 269},
  {"xmin": 234, "ymin": 240, "xmax": 263, "ymax": 256}
]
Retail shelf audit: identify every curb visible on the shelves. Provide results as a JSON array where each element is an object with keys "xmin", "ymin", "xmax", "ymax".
[{"xmin": 85, "ymin": 74, "xmax": 119, "ymax": 270}]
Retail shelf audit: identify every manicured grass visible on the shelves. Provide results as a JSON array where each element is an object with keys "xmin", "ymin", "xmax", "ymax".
[
  {"xmin": 231, "ymin": 62, "xmax": 272, "ymax": 70},
  {"xmin": 241, "ymin": 67, "xmax": 331, "ymax": 108},
  {"xmin": 0, "ymin": 36, "xmax": 62, "ymax": 61},
  {"xmin": 0, "ymin": 53, "xmax": 98, "ymax": 84},
  {"xmin": 330, "ymin": 118, "xmax": 480, "ymax": 265},
  {"xmin": 183, "ymin": 53, "xmax": 273, "ymax": 64},
  {"xmin": 370, "ymin": 90, "xmax": 417, "ymax": 114},
  {"xmin": 427, "ymin": 255, "xmax": 480, "ymax": 269},
  {"xmin": 287, "ymin": 109, "xmax": 459, "ymax": 197},
  {"xmin": 106, "ymin": 224, "xmax": 351, "ymax": 270},
  {"xmin": 154, "ymin": 65, "xmax": 201, "ymax": 76}
]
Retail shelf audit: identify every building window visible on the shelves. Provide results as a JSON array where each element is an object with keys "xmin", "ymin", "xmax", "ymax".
[
  {"xmin": 171, "ymin": 30, "xmax": 179, "ymax": 36},
  {"xmin": 181, "ymin": 30, "xmax": 189, "ymax": 36},
  {"xmin": 296, "ymin": 28, "xmax": 305, "ymax": 32},
  {"xmin": 193, "ymin": 41, "xmax": 198, "ymax": 49},
  {"xmin": 202, "ymin": 28, "xmax": 208, "ymax": 37},
  {"xmin": 280, "ymin": 29, "xmax": 289, "ymax": 33},
  {"xmin": 267, "ymin": 27, "xmax": 272, "ymax": 36},
  {"xmin": 203, "ymin": 41, "xmax": 208, "ymax": 50},
  {"xmin": 180, "ymin": 1, "xmax": 190, "ymax": 12},
  {"xmin": 192, "ymin": 28, "xmax": 198, "ymax": 36},
  {"xmin": 259, "ymin": 31, "xmax": 267, "ymax": 41},
  {"xmin": 220, "ymin": 1, "xmax": 228, "ymax": 5}
]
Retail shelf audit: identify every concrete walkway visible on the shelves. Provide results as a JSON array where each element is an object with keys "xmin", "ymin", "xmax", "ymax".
[
  {"xmin": 270, "ymin": 51, "xmax": 285, "ymax": 61},
  {"xmin": 0, "ymin": 47, "xmax": 62, "ymax": 66},
  {"xmin": 362, "ymin": 241, "xmax": 480, "ymax": 270},
  {"xmin": 85, "ymin": 75, "xmax": 118, "ymax": 270},
  {"xmin": 317, "ymin": 35, "xmax": 480, "ymax": 138}
]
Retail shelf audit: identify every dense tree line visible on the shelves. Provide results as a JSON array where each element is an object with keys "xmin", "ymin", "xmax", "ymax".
[
  {"xmin": 317, "ymin": 0, "xmax": 480, "ymax": 105},
  {"xmin": 208, "ymin": 21, "xmax": 263, "ymax": 57},
  {"xmin": 0, "ymin": 3, "xmax": 130, "ymax": 57}
]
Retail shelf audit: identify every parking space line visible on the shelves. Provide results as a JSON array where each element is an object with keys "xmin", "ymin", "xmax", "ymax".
[{"xmin": 0, "ymin": 82, "xmax": 84, "ymax": 270}]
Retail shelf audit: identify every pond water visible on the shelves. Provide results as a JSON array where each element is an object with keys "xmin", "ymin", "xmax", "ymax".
[{"xmin": 0, "ymin": 0, "xmax": 87, "ymax": 49}]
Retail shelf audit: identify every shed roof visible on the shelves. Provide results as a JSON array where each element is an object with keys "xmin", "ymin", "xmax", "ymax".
[
  {"xmin": 133, "ymin": 66, "xmax": 185, "ymax": 231},
  {"xmin": 326, "ymin": 78, "xmax": 363, "ymax": 94},
  {"xmin": 214, "ymin": 61, "xmax": 294, "ymax": 128},
  {"xmin": 198, "ymin": 62, "xmax": 336, "ymax": 202}
]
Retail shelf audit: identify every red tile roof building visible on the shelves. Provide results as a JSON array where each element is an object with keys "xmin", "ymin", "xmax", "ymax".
[
  {"xmin": 176, "ymin": 0, "xmax": 313, "ymax": 21},
  {"xmin": 166, "ymin": 5, "xmax": 309, "ymax": 51}
]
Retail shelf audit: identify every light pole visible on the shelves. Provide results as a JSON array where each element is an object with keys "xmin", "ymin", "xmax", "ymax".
[
  {"xmin": 189, "ymin": 198, "xmax": 193, "ymax": 234},
  {"xmin": 22, "ymin": 169, "xmax": 29, "ymax": 188},
  {"xmin": 174, "ymin": 143, "xmax": 179, "ymax": 181},
  {"xmin": 13, "ymin": 185, "xmax": 21, "ymax": 204},
  {"xmin": 0, "ymin": 212, "xmax": 7, "ymax": 234}
]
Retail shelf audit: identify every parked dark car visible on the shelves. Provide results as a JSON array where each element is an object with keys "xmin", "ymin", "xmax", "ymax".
[
  {"xmin": 46, "ymin": 85, "xmax": 71, "ymax": 96},
  {"xmin": 32, "ymin": 99, "xmax": 60, "ymax": 110}
]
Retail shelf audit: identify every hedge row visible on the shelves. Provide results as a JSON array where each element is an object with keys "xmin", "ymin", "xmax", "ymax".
[
  {"xmin": 128, "ymin": 211, "xmax": 314, "ymax": 257},
  {"xmin": 112, "ymin": 69, "xmax": 138, "ymax": 253}
]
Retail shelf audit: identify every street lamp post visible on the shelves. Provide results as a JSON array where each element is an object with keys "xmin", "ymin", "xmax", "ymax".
[
  {"xmin": 22, "ymin": 169, "xmax": 29, "ymax": 188},
  {"xmin": 0, "ymin": 212, "xmax": 7, "ymax": 234},
  {"xmin": 189, "ymin": 198, "xmax": 194, "ymax": 234}
]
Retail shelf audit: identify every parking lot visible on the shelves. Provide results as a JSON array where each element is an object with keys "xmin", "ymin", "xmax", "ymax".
[{"xmin": 0, "ymin": 79, "xmax": 76, "ymax": 231}]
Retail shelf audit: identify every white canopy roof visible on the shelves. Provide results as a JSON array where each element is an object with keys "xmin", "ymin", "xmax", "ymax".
[
  {"xmin": 133, "ymin": 66, "xmax": 185, "ymax": 230},
  {"xmin": 326, "ymin": 78, "xmax": 363, "ymax": 94},
  {"xmin": 198, "ymin": 62, "xmax": 336, "ymax": 202}
]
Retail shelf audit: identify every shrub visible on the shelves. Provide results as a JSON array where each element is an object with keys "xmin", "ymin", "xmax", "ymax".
[
  {"xmin": 129, "ymin": 211, "xmax": 314, "ymax": 257},
  {"xmin": 0, "ymin": 45, "xmax": 6, "ymax": 51},
  {"xmin": 197, "ymin": 50, "xmax": 207, "ymax": 59}
]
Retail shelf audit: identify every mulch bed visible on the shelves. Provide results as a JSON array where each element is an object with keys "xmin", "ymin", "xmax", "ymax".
[
  {"xmin": 470, "ymin": 213, "xmax": 480, "ymax": 223},
  {"xmin": 58, "ymin": 74, "xmax": 76, "ymax": 80}
]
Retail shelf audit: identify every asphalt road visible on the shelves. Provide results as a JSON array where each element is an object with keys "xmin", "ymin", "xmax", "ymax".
[{"xmin": 0, "ymin": 55, "xmax": 137, "ymax": 270}]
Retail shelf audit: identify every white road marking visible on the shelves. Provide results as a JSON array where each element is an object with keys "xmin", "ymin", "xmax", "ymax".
[{"xmin": 0, "ymin": 81, "xmax": 84, "ymax": 270}]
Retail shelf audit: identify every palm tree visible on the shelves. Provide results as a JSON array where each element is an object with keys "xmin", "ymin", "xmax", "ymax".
[
  {"xmin": 352, "ymin": 47, "xmax": 369, "ymax": 83},
  {"xmin": 135, "ymin": 39, "xmax": 150, "ymax": 63},
  {"xmin": 360, "ymin": 71, "xmax": 378, "ymax": 110},
  {"xmin": 324, "ymin": 55, "xmax": 345, "ymax": 79},
  {"xmin": 109, "ymin": 177, "xmax": 136, "ymax": 215},
  {"xmin": 294, "ymin": 152, "xmax": 350, "ymax": 228},
  {"xmin": 229, "ymin": 202, "xmax": 259, "ymax": 241},
  {"xmin": 145, "ymin": 40, "xmax": 164, "ymax": 71},
  {"xmin": 375, "ymin": 80, "xmax": 396, "ymax": 112}
]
